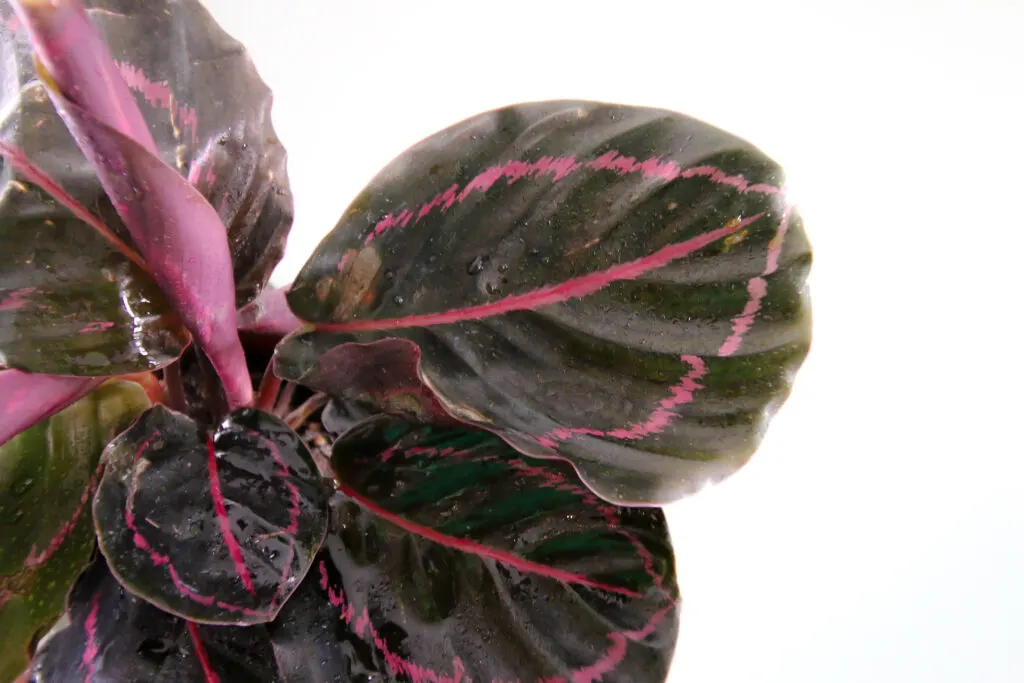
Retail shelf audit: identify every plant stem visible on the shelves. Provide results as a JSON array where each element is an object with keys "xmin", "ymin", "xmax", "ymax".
[
  {"xmin": 285, "ymin": 394, "xmax": 329, "ymax": 430},
  {"xmin": 162, "ymin": 360, "xmax": 187, "ymax": 413},
  {"xmin": 255, "ymin": 362, "xmax": 283, "ymax": 413},
  {"xmin": 272, "ymin": 382, "xmax": 296, "ymax": 418}
]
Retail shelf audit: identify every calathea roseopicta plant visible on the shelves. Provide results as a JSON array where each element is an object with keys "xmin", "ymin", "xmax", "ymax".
[{"xmin": 0, "ymin": 0, "xmax": 812, "ymax": 681}]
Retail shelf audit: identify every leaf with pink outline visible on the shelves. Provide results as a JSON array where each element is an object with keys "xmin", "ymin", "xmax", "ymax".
[
  {"xmin": 0, "ymin": 380, "xmax": 150, "ymax": 682},
  {"xmin": 92, "ymin": 405, "xmax": 330, "ymax": 625},
  {"xmin": 279, "ymin": 100, "xmax": 812, "ymax": 505},
  {"xmin": 29, "ymin": 556, "xmax": 283, "ymax": 683},
  {"xmin": 267, "ymin": 415, "xmax": 679, "ymax": 682}
]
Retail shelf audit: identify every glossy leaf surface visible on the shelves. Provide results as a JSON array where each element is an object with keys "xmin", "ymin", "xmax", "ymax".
[
  {"xmin": 282, "ymin": 416, "xmax": 679, "ymax": 682},
  {"xmin": 0, "ymin": 151, "xmax": 187, "ymax": 376},
  {"xmin": 0, "ymin": 380, "xmax": 150, "ymax": 683},
  {"xmin": 282, "ymin": 100, "xmax": 812, "ymax": 505},
  {"xmin": 30, "ymin": 556, "xmax": 282, "ymax": 683},
  {"xmin": 1, "ymin": 0, "xmax": 292, "ymax": 307},
  {"xmin": 93, "ymin": 406, "xmax": 330, "ymax": 625}
]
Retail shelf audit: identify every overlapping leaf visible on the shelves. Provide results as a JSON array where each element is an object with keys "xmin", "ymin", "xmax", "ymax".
[
  {"xmin": 92, "ymin": 405, "xmax": 330, "ymax": 625},
  {"xmin": 280, "ymin": 100, "xmax": 812, "ymax": 505},
  {"xmin": 274, "ymin": 415, "xmax": 679, "ymax": 682},
  {"xmin": 1, "ymin": 0, "xmax": 292, "ymax": 308},
  {"xmin": 30, "ymin": 556, "xmax": 282, "ymax": 683},
  {"xmin": 0, "ymin": 380, "xmax": 150, "ymax": 683}
]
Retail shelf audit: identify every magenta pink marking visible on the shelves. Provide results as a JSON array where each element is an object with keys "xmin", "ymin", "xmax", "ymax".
[
  {"xmin": 206, "ymin": 437, "xmax": 256, "ymax": 594},
  {"xmin": 362, "ymin": 152, "xmax": 778, "ymax": 246},
  {"xmin": 122, "ymin": 432, "xmax": 268, "ymax": 618},
  {"xmin": 318, "ymin": 560, "xmax": 468, "ymax": 683},
  {"xmin": 25, "ymin": 458, "xmax": 106, "ymax": 567},
  {"xmin": 338, "ymin": 481, "xmax": 641, "ymax": 598},
  {"xmin": 78, "ymin": 321, "xmax": 116, "ymax": 334},
  {"xmin": 242, "ymin": 426, "xmax": 302, "ymax": 535},
  {"xmin": 115, "ymin": 61, "xmax": 198, "ymax": 144},
  {"xmin": 0, "ymin": 140, "xmax": 148, "ymax": 272},
  {"xmin": 337, "ymin": 249, "xmax": 355, "ymax": 272},
  {"xmin": 537, "ymin": 355, "xmax": 706, "ymax": 449},
  {"xmin": 717, "ymin": 202, "xmax": 793, "ymax": 357},
  {"xmin": 328, "ymin": 215, "xmax": 762, "ymax": 333},
  {"xmin": 572, "ymin": 603, "xmax": 675, "ymax": 682},
  {"xmin": 717, "ymin": 277, "xmax": 766, "ymax": 357},
  {"xmin": 4, "ymin": 13, "xmax": 21, "ymax": 32},
  {"xmin": 80, "ymin": 593, "xmax": 101, "ymax": 683},
  {"xmin": 0, "ymin": 287, "xmax": 35, "ymax": 311},
  {"xmin": 319, "ymin": 551, "xmax": 672, "ymax": 683},
  {"xmin": 186, "ymin": 621, "xmax": 221, "ymax": 683}
]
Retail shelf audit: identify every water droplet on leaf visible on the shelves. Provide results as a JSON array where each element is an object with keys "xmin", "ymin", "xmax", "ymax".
[
  {"xmin": 393, "ymin": 295, "xmax": 405, "ymax": 306},
  {"xmin": 466, "ymin": 255, "xmax": 488, "ymax": 275}
]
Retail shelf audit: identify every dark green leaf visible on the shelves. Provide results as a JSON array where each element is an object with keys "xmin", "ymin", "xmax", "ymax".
[
  {"xmin": 0, "ymin": 380, "xmax": 150, "ymax": 683},
  {"xmin": 270, "ymin": 416, "xmax": 679, "ymax": 682},
  {"xmin": 92, "ymin": 405, "xmax": 330, "ymax": 625},
  {"xmin": 30, "ymin": 556, "xmax": 282, "ymax": 683},
  {"xmin": 280, "ymin": 100, "xmax": 812, "ymax": 505}
]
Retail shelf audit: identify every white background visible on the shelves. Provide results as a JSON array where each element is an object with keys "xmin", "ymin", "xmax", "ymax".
[{"xmin": 201, "ymin": 1, "xmax": 1023, "ymax": 681}]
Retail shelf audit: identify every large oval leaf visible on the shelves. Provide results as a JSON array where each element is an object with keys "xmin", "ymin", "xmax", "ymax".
[
  {"xmin": 29, "ymin": 556, "xmax": 283, "ymax": 683},
  {"xmin": 0, "ymin": 380, "xmax": 150, "ymax": 683},
  {"xmin": 92, "ymin": 405, "xmax": 330, "ymax": 625},
  {"xmin": 276, "ymin": 415, "xmax": 678, "ymax": 682},
  {"xmin": 279, "ymin": 100, "xmax": 812, "ymax": 505},
  {"xmin": 1, "ymin": 0, "xmax": 292, "ymax": 308}
]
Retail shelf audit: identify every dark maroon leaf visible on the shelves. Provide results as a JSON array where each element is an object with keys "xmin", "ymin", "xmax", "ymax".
[
  {"xmin": 92, "ymin": 405, "xmax": 330, "ymax": 625},
  {"xmin": 29, "ymin": 556, "xmax": 282, "ymax": 683},
  {"xmin": 275, "ymin": 336, "xmax": 456, "ymax": 426},
  {"xmin": 281, "ymin": 415, "xmax": 678, "ymax": 682},
  {"xmin": 1, "ymin": 0, "xmax": 292, "ymax": 308},
  {"xmin": 280, "ymin": 100, "xmax": 812, "ymax": 505},
  {"xmin": 0, "ymin": 371, "xmax": 99, "ymax": 448}
]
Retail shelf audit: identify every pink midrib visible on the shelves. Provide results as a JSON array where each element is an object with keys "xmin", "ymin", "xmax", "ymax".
[
  {"xmin": 206, "ymin": 437, "xmax": 256, "ymax": 594},
  {"xmin": 337, "ymin": 481, "xmax": 642, "ymax": 599},
  {"xmin": 318, "ymin": 214, "xmax": 762, "ymax": 333}
]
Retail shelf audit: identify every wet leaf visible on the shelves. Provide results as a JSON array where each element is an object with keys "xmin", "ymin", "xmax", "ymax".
[
  {"xmin": 1, "ymin": 0, "xmax": 292, "ymax": 308},
  {"xmin": 269, "ymin": 415, "xmax": 679, "ymax": 682},
  {"xmin": 281, "ymin": 100, "xmax": 812, "ymax": 505},
  {"xmin": 0, "ymin": 380, "xmax": 150, "ymax": 683},
  {"xmin": 92, "ymin": 405, "xmax": 330, "ymax": 625},
  {"xmin": 0, "ymin": 152, "xmax": 188, "ymax": 377},
  {"xmin": 29, "ymin": 556, "xmax": 282, "ymax": 683}
]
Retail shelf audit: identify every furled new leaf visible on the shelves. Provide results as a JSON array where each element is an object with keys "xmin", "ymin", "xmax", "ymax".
[
  {"xmin": 1, "ymin": 0, "xmax": 293, "ymax": 308},
  {"xmin": 280, "ymin": 100, "xmax": 812, "ymax": 505},
  {"xmin": 269, "ymin": 415, "xmax": 679, "ymax": 682},
  {"xmin": 92, "ymin": 405, "xmax": 330, "ymax": 625},
  {"xmin": 29, "ymin": 556, "xmax": 282, "ymax": 683},
  {"xmin": 0, "ymin": 380, "xmax": 150, "ymax": 683}
]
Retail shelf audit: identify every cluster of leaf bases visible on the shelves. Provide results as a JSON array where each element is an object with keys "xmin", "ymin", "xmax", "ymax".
[{"xmin": 0, "ymin": 1, "xmax": 812, "ymax": 682}]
